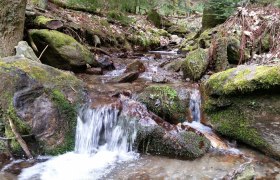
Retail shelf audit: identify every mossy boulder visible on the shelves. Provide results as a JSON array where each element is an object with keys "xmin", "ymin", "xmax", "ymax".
[
  {"xmin": 29, "ymin": 29, "xmax": 97, "ymax": 72},
  {"xmin": 167, "ymin": 24, "xmax": 188, "ymax": 36},
  {"xmin": 138, "ymin": 85, "xmax": 188, "ymax": 124},
  {"xmin": 227, "ymin": 35, "xmax": 251, "ymax": 64},
  {"xmin": 203, "ymin": 65, "xmax": 280, "ymax": 159},
  {"xmin": 182, "ymin": 48, "xmax": 209, "ymax": 81},
  {"xmin": 0, "ymin": 56, "xmax": 86, "ymax": 156},
  {"xmin": 136, "ymin": 125, "xmax": 210, "ymax": 159},
  {"xmin": 118, "ymin": 96, "xmax": 210, "ymax": 159}
]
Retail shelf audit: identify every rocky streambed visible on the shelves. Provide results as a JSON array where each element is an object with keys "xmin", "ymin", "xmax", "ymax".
[{"xmin": 0, "ymin": 52, "xmax": 279, "ymax": 179}]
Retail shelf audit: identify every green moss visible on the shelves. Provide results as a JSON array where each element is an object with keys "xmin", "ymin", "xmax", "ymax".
[
  {"xmin": 0, "ymin": 59, "xmax": 83, "ymax": 92},
  {"xmin": 182, "ymin": 48, "xmax": 209, "ymax": 81},
  {"xmin": 137, "ymin": 126, "xmax": 210, "ymax": 159},
  {"xmin": 208, "ymin": 108, "xmax": 267, "ymax": 148},
  {"xmin": 45, "ymin": 89, "xmax": 77, "ymax": 155},
  {"xmin": 139, "ymin": 85, "xmax": 186, "ymax": 124},
  {"xmin": 3, "ymin": 102, "xmax": 32, "ymax": 154},
  {"xmin": 206, "ymin": 65, "xmax": 280, "ymax": 95},
  {"xmin": 30, "ymin": 29, "xmax": 77, "ymax": 48},
  {"xmin": 34, "ymin": 15, "xmax": 53, "ymax": 25}
]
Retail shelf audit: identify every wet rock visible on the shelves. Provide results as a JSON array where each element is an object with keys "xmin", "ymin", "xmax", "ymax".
[
  {"xmin": 203, "ymin": 65, "xmax": 280, "ymax": 159},
  {"xmin": 152, "ymin": 74, "xmax": 167, "ymax": 83},
  {"xmin": 0, "ymin": 56, "xmax": 86, "ymax": 156},
  {"xmin": 182, "ymin": 48, "xmax": 209, "ymax": 81},
  {"xmin": 163, "ymin": 58, "xmax": 184, "ymax": 72},
  {"xmin": 29, "ymin": 29, "xmax": 97, "ymax": 72},
  {"xmin": 118, "ymin": 95, "xmax": 210, "ymax": 159},
  {"xmin": 124, "ymin": 60, "xmax": 145, "ymax": 73},
  {"xmin": 0, "ymin": 0, "xmax": 26, "ymax": 57},
  {"xmin": 3, "ymin": 160, "xmax": 35, "ymax": 175},
  {"xmin": 0, "ymin": 153, "xmax": 11, "ymax": 169},
  {"xmin": 167, "ymin": 25, "xmax": 188, "ymax": 36},
  {"xmin": 169, "ymin": 35, "xmax": 183, "ymax": 45},
  {"xmin": 85, "ymin": 67, "xmax": 103, "ymax": 75},
  {"xmin": 113, "ymin": 71, "xmax": 139, "ymax": 83},
  {"xmin": 96, "ymin": 55, "xmax": 115, "ymax": 70},
  {"xmin": 224, "ymin": 163, "xmax": 255, "ymax": 180},
  {"xmin": 138, "ymin": 85, "xmax": 188, "ymax": 124},
  {"xmin": 0, "ymin": 172, "xmax": 17, "ymax": 180},
  {"xmin": 15, "ymin": 41, "xmax": 40, "ymax": 62}
]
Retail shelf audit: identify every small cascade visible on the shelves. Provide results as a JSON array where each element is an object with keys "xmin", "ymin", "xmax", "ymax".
[
  {"xmin": 189, "ymin": 89, "xmax": 201, "ymax": 122},
  {"xmin": 19, "ymin": 106, "xmax": 138, "ymax": 180},
  {"xmin": 185, "ymin": 89, "xmax": 233, "ymax": 151}
]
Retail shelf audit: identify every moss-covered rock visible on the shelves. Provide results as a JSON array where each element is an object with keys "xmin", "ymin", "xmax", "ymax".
[
  {"xmin": 213, "ymin": 37, "xmax": 228, "ymax": 72},
  {"xmin": 138, "ymin": 85, "xmax": 188, "ymax": 124},
  {"xmin": 118, "ymin": 96, "xmax": 210, "ymax": 160},
  {"xmin": 29, "ymin": 29, "xmax": 97, "ymax": 72},
  {"xmin": 136, "ymin": 125, "xmax": 210, "ymax": 159},
  {"xmin": 203, "ymin": 64, "xmax": 280, "ymax": 159},
  {"xmin": 182, "ymin": 48, "xmax": 209, "ymax": 81},
  {"xmin": 205, "ymin": 65, "xmax": 280, "ymax": 96},
  {"xmin": 227, "ymin": 35, "xmax": 250, "ymax": 64},
  {"xmin": 0, "ymin": 56, "xmax": 86, "ymax": 156},
  {"xmin": 167, "ymin": 24, "xmax": 188, "ymax": 36}
]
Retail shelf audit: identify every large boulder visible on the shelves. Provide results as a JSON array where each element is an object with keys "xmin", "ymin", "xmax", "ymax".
[
  {"xmin": 138, "ymin": 85, "xmax": 189, "ymax": 124},
  {"xmin": 203, "ymin": 65, "xmax": 280, "ymax": 159},
  {"xmin": 29, "ymin": 29, "xmax": 97, "ymax": 72},
  {"xmin": 118, "ymin": 95, "xmax": 210, "ymax": 159},
  {"xmin": 182, "ymin": 48, "xmax": 209, "ymax": 81},
  {"xmin": 0, "ymin": 57, "xmax": 86, "ymax": 156},
  {"xmin": 0, "ymin": 0, "xmax": 27, "ymax": 57}
]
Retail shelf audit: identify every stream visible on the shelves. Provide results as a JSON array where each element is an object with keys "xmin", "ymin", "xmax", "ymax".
[{"xmin": 1, "ymin": 52, "xmax": 280, "ymax": 179}]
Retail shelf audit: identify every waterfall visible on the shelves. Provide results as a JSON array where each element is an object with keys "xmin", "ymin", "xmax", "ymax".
[
  {"xmin": 189, "ymin": 89, "xmax": 201, "ymax": 122},
  {"xmin": 75, "ymin": 106, "xmax": 137, "ymax": 154},
  {"xmin": 19, "ymin": 106, "xmax": 138, "ymax": 180}
]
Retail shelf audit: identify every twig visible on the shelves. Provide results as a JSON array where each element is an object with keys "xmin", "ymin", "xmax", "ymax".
[
  {"xmin": 0, "ymin": 134, "xmax": 33, "ymax": 141},
  {"xmin": 7, "ymin": 117, "xmax": 33, "ymax": 159},
  {"xmin": 39, "ymin": 45, "xmax": 49, "ymax": 60}
]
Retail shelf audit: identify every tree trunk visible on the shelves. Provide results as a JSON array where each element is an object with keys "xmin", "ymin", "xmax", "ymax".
[{"xmin": 0, "ymin": 0, "xmax": 27, "ymax": 57}]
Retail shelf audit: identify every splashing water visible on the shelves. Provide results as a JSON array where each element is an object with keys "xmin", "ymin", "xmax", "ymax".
[{"xmin": 19, "ymin": 106, "xmax": 138, "ymax": 180}]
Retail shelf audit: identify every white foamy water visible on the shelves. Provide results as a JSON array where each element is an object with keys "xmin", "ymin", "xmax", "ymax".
[{"xmin": 19, "ymin": 106, "xmax": 138, "ymax": 180}]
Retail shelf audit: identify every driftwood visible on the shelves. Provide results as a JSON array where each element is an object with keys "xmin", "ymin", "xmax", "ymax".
[{"xmin": 7, "ymin": 117, "xmax": 33, "ymax": 159}]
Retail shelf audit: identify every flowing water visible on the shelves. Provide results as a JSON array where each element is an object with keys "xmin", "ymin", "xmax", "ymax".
[
  {"xmin": 1, "ymin": 53, "xmax": 279, "ymax": 179},
  {"xmin": 18, "ymin": 106, "xmax": 138, "ymax": 180}
]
